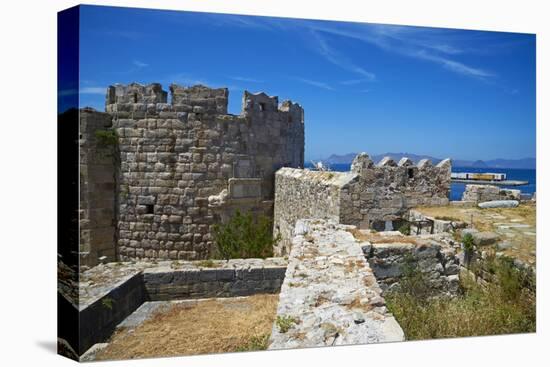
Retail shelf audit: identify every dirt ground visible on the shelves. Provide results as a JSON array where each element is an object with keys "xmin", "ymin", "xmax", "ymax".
[
  {"xmin": 94, "ymin": 294, "xmax": 279, "ymax": 360},
  {"xmin": 416, "ymin": 203, "xmax": 536, "ymax": 264}
]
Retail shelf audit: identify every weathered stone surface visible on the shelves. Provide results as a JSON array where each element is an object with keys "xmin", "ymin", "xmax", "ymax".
[
  {"xmin": 269, "ymin": 219, "xmax": 404, "ymax": 350},
  {"xmin": 274, "ymin": 153, "xmax": 451, "ymax": 255},
  {"xmin": 478, "ymin": 200, "xmax": 519, "ymax": 209},
  {"xmin": 463, "ymin": 184, "xmax": 521, "ymax": 203},
  {"xmin": 84, "ymin": 83, "xmax": 305, "ymax": 261},
  {"xmin": 471, "ymin": 231, "xmax": 500, "ymax": 246},
  {"xmin": 79, "ymin": 110, "xmax": 117, "ymax": 266},
  {"xmin": 365, "ymin": 239, "xmax": 460, "ymax": 296}
]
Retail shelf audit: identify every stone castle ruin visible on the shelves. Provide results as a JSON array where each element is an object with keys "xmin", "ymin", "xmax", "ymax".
[
  {"xmin": 68, "ymin": 81, "xmax": 537, "ymax": 359},
  {"xmin": 273, "ymin": 153, "xmax": 451, "ymax": 255},
  {"xmin": 80, "ymin": 83, "xmax": 304, "ymax": 266},
  {"xmin": 68, "ymin": 80, "xmax": 540, "ymax": 359},
  {"xmin": 79, "ymin": 82, "xmax": 452, "ymax": 266}
]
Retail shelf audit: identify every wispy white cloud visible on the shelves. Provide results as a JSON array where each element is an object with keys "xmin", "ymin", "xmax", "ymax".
[
  {"xmin": 133, "ymin": 60, "xmax": 149, "ymax": 68},
  {"xmin": 311, "ymin": 30, "xmax": 376, "ymax": 82},
  {"xmin": 340, "ymin": 78, "xmax": 371, "ymax": 85},
  {"xmin": 58, "ymin": 87, "xmax": 106, "ymax": 96},
  {"xmin": 294, "ymin": 77, "xmax": 334, "ymax": 91},
  {"xmin": 305, "ymin": 23, "xmax": 495, "ymax": 81},
  {"xmin": 229, "ymin": 76, "xmax": 264, "ymax": 83},
  {"xmin": 413, "ymin": 49, "xmax": 493, "ymax": 78},
  {"xmin": 80, "ymin": 87, "xmax": 106, "ymax": 95}
]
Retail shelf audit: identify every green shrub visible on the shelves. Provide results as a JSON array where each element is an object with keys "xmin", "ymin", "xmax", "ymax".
[
  {"xmin": 462, "ymin": 233, "xmax": 475, "ymax": 253},
  {"xmin": 94, "ymin": 129, "xmax": 118, "ymax": 146},
  {"xmin": 275, "ymin": 315, "xmax": 297, "ymax": 333},
  {"xmin": 385, "ymin": 257, "xmax": 536, "ymax": 340},
  {"xmin": 234, "ymin": 334, "xmax": 270, "ymax": 352},
  {"xmin": 101, "ymin": 297, "xmax": 115, "ymax": 310},
  {"xmin": 396, "ymin": 254, "xmax": 435, "ymax": 301},
  {"xmin": 398, "ymin": 222, "xmax": 411, "ymax": 235},
  {"xmin": 462, "ymin": 233, "xmax": 475, "ymax": 266},
  {"xmin": 212, "ymin": 210, "xmax": 279, "ymax": 260}
]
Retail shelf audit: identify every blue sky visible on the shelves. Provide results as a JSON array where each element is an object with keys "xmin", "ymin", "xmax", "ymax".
[{"xmin": 75, "ymin": 5, "xmax": 536, "ymax": 161}]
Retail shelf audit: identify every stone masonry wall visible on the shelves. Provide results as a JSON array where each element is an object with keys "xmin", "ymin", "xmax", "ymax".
[
  {"xmin": 105, "ymin": 83, "xmax": 304, "ymax": 261},
  {"xmin": 343, "ymin": 153, "xmax": 451, "ymax": 230},
  {"xmin": 79, "ymin": 109, "xmax": 117, "ymax": 266},
  {"xmin": 273, "ymin": 153, "xmax": 451, "ymax": 255},
  {"xmin": 363, "ymin": 240, "xmax": 460, "ymax": 296},
  {"xmin": 273, "ymin": 168, "xmax": 357, "ymax": 255},
  {"xmin": 462, "ymin": 184, "xmax": 521, "ymax": 203}
]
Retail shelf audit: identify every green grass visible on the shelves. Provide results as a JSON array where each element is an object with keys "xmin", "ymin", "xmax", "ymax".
[
  {"xmin": 275, "ymin": 315, "xmax": 297, "ymax": 333},
  {"xmin": 385, "ymin": 258, "xmax": 536, "ymax": 340},
  {"xmin": 212, "ymin": 210, "xmax": 278, "ymax": 260},
  {"xmin": 234, "ymin": 334, "xmax": 270, "ymax": 352}
]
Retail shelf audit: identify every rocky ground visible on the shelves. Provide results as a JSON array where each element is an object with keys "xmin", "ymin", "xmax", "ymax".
[{"xmin": 415, "ymin": 203, "xmax": 535, "ymax": 266}]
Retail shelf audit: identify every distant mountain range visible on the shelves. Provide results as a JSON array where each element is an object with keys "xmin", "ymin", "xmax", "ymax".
[{"xmin": 320, "ymin": 152, "xmax": 536, "ymax": 169}]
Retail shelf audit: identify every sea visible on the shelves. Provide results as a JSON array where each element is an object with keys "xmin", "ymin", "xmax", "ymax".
[{"xmin": 304, "ymin": 163, "xmax": 536, "ymax": 201}]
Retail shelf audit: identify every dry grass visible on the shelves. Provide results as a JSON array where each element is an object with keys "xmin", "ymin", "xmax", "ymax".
[
  {"xmin": 94, "ymin": 294, "xmax": 279, "ymax": 360},
  {"xmin": 348, "ymin": 228, "xmax": 418, "ymax": 245},
  {"xmin": 416, "ymin": 203, "xmax": 535, "ymax": 232},
  {"xmin": 416, "ymin": 203, "xmax": 536, "ymax": 263},
  {"xmin": 386, "ymin": 262, "xmax": 536, "ymax": 340}
]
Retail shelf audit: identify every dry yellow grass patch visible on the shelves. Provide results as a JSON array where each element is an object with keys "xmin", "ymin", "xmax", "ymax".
[
  {"xmin": 95, "ymin": 294, "xmax": 279, "ymax": 360},
  {"xmin": 416, "ymin": 203, "xmax": 536, "ymax": 263},
  {"xmin": 347, "ymin": 228, "xmax": 418, "ymax": 245}
]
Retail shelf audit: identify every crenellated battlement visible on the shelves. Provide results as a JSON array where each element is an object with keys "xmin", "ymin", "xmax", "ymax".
[
  {"xmin": 351, "ymin": 153, "xmax": 451, "ymax": 177},
  {"xmin": 106, "ymin": 83, "xmax": 167, "ymax": 105},
  {"xmin": 104, "ymin": 83, "xmax": 304, "ymax": 125},
  {"xmin": 274, "ymin": 152, "xmax": 451, "ymax": 253}
]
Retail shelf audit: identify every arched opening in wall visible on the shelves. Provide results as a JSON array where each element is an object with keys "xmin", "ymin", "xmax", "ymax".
[
  {"xmin": 408, "ymin": 168, "xmax": 414, "ymax": 179},
  {"xmin": 133, "ymin": 93, "xmax": 138, "ymax": 103},
  {"xmin": 258, "ymin": 102, "xmax": 266, "ymax": 112}
]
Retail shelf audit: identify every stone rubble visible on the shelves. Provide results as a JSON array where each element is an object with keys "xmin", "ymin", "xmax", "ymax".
[{"xmin": 462, "ymin": 184, "xmax": 520, "ymax": 203}]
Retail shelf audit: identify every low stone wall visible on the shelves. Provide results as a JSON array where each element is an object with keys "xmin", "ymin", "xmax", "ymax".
[
  {"xmin": 79, "ymin": 273, "xmax": 145, "ymax": 355},
  {"xmin": 462, "ymin": 184, "xmax": 520, "ymax": 203},
  {"xmin": 77, "ymin": 258, "xmax": 286, "ymax": 357},
  {"xmin": 363, "ymin": 239, "xmax": 460, "ymax": 296},
  {"xmin": 269, "ymin": 219, "xmax": 404, "ymax": 349},
  {"xmin": 143, "ymin": 259, "xmax": 286, "ymax": 300}
]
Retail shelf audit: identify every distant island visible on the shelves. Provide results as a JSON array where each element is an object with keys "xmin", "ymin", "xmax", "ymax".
[{"xmin": 320, "ymin": 152, "xmax": 536, "ymax": 169}]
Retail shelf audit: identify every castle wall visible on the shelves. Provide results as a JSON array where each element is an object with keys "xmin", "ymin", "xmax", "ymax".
[
  {"xmin": 343, "ymin": 154, "xmax": 451, "ymax": 230},
  {"xmin": 105, "ymin": 83, "xmax": 304, "ymax": 260},
  {"xmin": 273, "ymin": 168, "xmax": 356, "ymax": 255},
  {"xmin": 79, "ymin": 109, "xmax": 117, "ymax": 266},
  {"xmin": 273, "ymin": 154, "xmax": 451, "ymax": 255}
]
